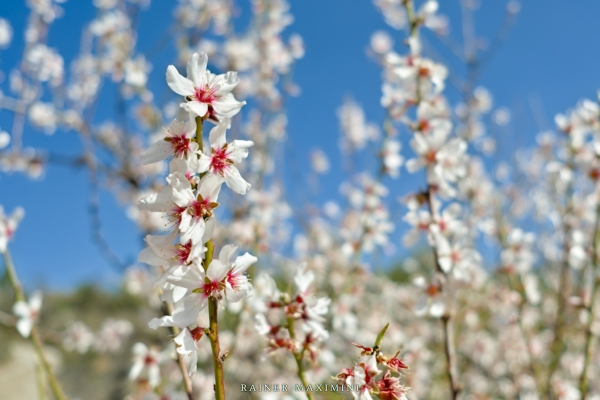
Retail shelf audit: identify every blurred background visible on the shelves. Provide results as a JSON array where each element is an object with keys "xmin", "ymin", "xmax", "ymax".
[
  {"xmin": 1, "ymin": 1, "xmax": 600, "ymax": 399},
  {"xmin": 1, "ymin": 0, "xmax": 599, "ymax": 289}
]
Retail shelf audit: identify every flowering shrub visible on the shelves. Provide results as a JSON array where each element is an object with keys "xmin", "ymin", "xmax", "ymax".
[{"xmin": 1, "ymin": 1, "xmax": 600, "ymax": 400}]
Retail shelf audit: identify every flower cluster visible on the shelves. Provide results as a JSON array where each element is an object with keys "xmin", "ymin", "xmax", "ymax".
[
  {"xmin": 335, "ymin": 328, "xmax": 410, "ymax": 400},
  {"xmin": 137, "ymin": 52, "xmax": 257, "ymax": 386},
  {"xmin": 254, "ymin": 263, "xmax": 331, "ymax": 361}
]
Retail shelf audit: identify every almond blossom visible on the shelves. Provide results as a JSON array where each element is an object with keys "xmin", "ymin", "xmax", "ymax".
[
  {"xmin": 140, "ymin": 116, "xmax": 198, "ymax": 165},
  {"xmin": 0, "ymin": 206, "xmax": 24, "ymax": 253},
  {"xmin": 129, "ymin": 342, "xmax": 164, "ymax": 388},
  {"xmin": 151, "ymin": 245, "xmax": 257, "ymax": 329},
  {"xmin": 166, "ymin": 52, "xmax": 245, "ymax": 121},
  {"xmin": 13, "ymin": 291, "xmax": 43, "ymax": 338},
  {"xmin": 197, "ymin": 118, "xmax": 254, "ymax": 194}
]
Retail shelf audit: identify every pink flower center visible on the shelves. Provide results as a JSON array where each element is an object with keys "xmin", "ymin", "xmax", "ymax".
[
  {"xmin": 194, "ymin": 86, "xmax": 218, "ymax": 104},
  {"xmin": 170, "ymin": 205, "xmax": 187, "ymax": 226},
  {"xmin": 166, "ymin": 133, "xmax": 191, "ymax": 158},
  {"xmin": 202, "ymin": 281, "xmax": 221, "ymax": 297},
  {"xmin": 438, "ymin": 219, "xmax": 447, "ymax": 232},
  {"xmin": 174, "ymin": 242, "xmax": 193, "ymax": 264},
  {"xmin": 226, "ymin": 271, "xmax": 244, "ymax": 290},
  {"xmin": 191, "ymin": 198, "xmax": 213, "ymax": 219},
  {"xmin": 451, "ymin": 250, "xmax": 461, "ymax": 263},
  {"xmin": 210, "ymin": 147, "xmax": 230, "ymax": 174}
]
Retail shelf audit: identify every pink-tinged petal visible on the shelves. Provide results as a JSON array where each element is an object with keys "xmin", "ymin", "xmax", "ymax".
[
  {"xmin": 182, "ymin": 101, "xmax": 208, "ymax": 118},
  {"xmin": 218, "ymin": 244, "xmax": 238, "ymax": 266},
  {"xmin": 208, "ymin": 119, "xmax": 230, "ymax": 149},
  {"xmin": 166, "ymin": 66, "xmax": 195, "ymax": 97},
  {"xmin": 141, "ymin": 141, "xmax": 171, "ymax": 165},
  {"xmin": 231, "ymin": 253, "xmax": 257, "ymax": 274},
  {"xmin": 222, "ymin": 165, "xmax": 251, "ymax": 195},
  {"xmin": 186, "ymin": 52, "xmax": 208, "ymax": 88},
  {"xmin": 206, "ymin": 259, "xmax": 228, "ymax": 282}
]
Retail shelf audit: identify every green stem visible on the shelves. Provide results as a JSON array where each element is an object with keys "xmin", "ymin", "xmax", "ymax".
[
  {"xmin": 3, "ymin": 250, "xmax": 68, "ymax": 400},
  {"xmin": 404, "ymin": 0, "xmax": 419, "ymax": 39},
  {"xmin": 287, "ymin": 316, "xmax": 314, "ymax": 400},
  {"xmin": 202, "ymin": 240, "xmax": 226, "ymax": 400}
]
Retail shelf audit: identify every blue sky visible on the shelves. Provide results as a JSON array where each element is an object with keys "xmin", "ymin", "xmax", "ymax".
[{"xmin": 1, "ymin": 0, "xmax": 600, "ymax": 290}]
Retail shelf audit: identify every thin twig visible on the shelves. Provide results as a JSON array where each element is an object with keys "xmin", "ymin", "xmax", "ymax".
[
  {"xmin": 287, "ymin": 316, "xmax": 314, "ymax": 400},
  {"xmin": 3, "ymin": 250, "xmax": 68, "ymax": 400}
]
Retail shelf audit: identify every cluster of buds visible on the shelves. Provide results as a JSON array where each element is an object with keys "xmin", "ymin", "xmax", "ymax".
[
  {"xmin": 335, "ymin": 325, "xmax": 410, "ymax": 400},
  {"xmin": 254, "ymin": 264, "xmax": 330, "ymax": 363}
]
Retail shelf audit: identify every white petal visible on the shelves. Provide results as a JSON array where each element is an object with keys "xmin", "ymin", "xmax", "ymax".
[
  {"xmin": 208, "ymin": 119, "xmax": 229, "ymax": 149},
  {"xmin": 218, "ymin": 244, "xmax": 238, "ymax": 265},
  {"xmin": 198, "ymin": 174, "xmax": 224, "ymax": 202},
  {"xmin": 231, "ymin": 253, "xmax": 257, "ymax": 274},
  {"xmin": 186, "ymin": 52, "xmax": 208, "ymax": 88},
  {"xmin": 207, "ymin": 259, "xmax": 228, "ymax": 282},
  {"xmin": 429, "ymin": 298, "xmax": 446, "ymax": 318},
  {"xmin": 140, "ymin": 141, "xmax": 171, "ymax": 165},
  {"xmin": 16, "ymin": 318, "xmax": 33, "ymax": 338},
  {"xmin": 166, "ymin": 66, "xmax": 195, "ymax": 97},
  {"xmin": 222, "ymin": 165, "xmax": 251, "ymax": 195},
  {"xmin": 182, "ymin": 101, "xmax": 208, "ymax": 118}
]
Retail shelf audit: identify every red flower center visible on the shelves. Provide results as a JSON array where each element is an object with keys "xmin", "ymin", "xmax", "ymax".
[
  {"xmin": 202, "ymin": 281, "xmax": 221, "ymax": 296},
  {"xmin": 144, "ymin": 355, "xmax": 156, "ymax": 366},
  {"xmin": 167, "ymin": 134, "xmax": 191, "ymax": 158},
  {"xmin": 174, "ymin": 242, "xmax": 193, "ymax": 264},
  {"xmin": 191, "ymin": 198, "xmax": 213, "ymax": 219},
  {"xmin": 210, "ymin": 147, "xmax": 230, "ymax": 173},
  {"xmin": 195, "ymin": 86, "xmax": 218, "ymax": 104}
]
